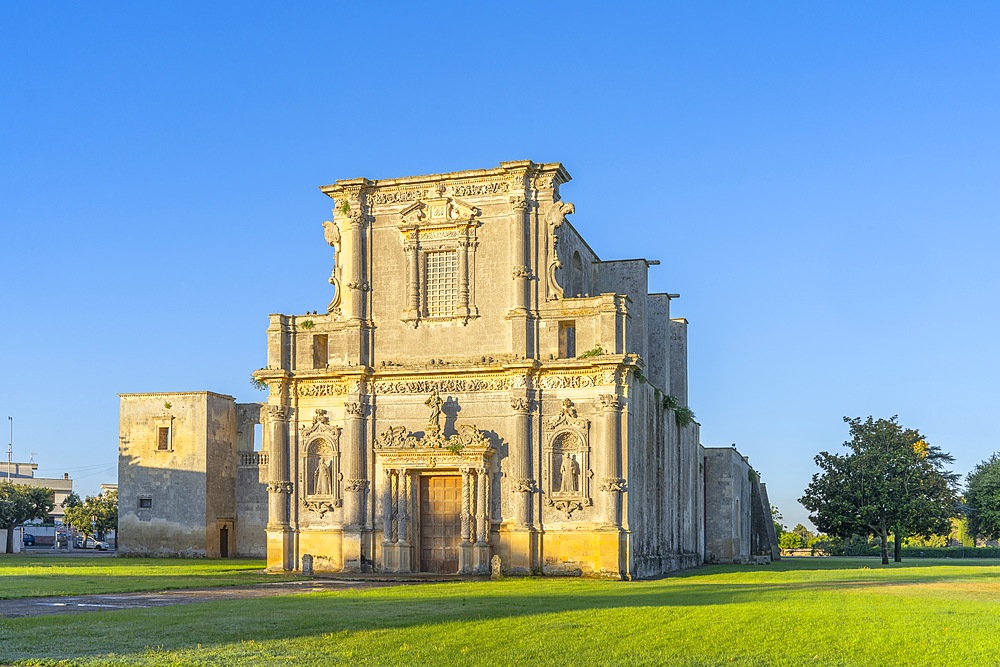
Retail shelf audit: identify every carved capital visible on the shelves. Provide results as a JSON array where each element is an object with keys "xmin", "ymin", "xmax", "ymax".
[
  {"xmin": 511, "ymin": 265, "xmax": 531, "ymax": 280},
  {"xmin": 348, "ymin": 210, "xmax": 365, "ymax": 228},
  {"xmin": 267, "ymin": 405, "xmax": 289, "ymax": 421},
  {"xmin": 344, "ymin": 402, "xmax": 366, "ymax": 418},
  {"xmin": 600, "ymin": 477, "xmax": 627, "ymax": 493},
  {"xmin": 267, "ymin": 481, "xmax": 294, "ymax": 494},
  {"xmin": 597, "ymin": 394, "xmax": 620, "ymax": 413},
  {"xmin": 344, "ymin": 478, "xmax": 370, "ymax": 493},
  {"xmin": 509, "ymin": 397, "xmax": 532, "ymax": 414},
  {"xmin": 512, "ymin": 478, "xmax": 537, "ymax": 494},
  {"xmin": 509, "ymin": 195, "xmax": 528, "ymax": 212}
]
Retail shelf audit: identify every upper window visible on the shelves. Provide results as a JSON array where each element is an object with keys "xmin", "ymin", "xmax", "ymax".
[
  {"xmin": 425, "ymin": 251, "xmax": 458, "ymax": 317},
  {"xmin": 156, "ymin": 427, "xmax": 170, "ymax": 451}
]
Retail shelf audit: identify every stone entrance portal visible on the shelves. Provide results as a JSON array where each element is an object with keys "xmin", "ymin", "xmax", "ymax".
[
  {"xmin": 419, "ymin": 475, "xmax": 462, "ymax": 573},
  {"xmin": 375, "ymin": 406, "xmax": 496, "ymax": 574}
]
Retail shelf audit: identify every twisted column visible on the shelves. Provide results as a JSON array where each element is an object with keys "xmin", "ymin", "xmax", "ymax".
[
  {"xmin": 476, "ymin": 466, "xmax": 489, "ymax": 546},
  {"xmin": 461, "ymin": 468, "xmax": 473, "ymax": 543},
  {"xmin": 382, "ymin": 468, "xmax": 395, "ymax": 545},
  {"xmin": 399, "ymin": 472, "xmax": 411, "ymax": 545}
]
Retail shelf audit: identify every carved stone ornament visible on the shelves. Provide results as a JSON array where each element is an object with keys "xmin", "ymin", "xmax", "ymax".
[
  {"xmin": 545, "ymin": 497, "xmax": 584, "ymax": 519},
  {"xmin": 545, "ymin": 398, "xmax": 590, "ymax": 431},
  {"xmin": 600, "ymin": 477, "xmax": 627, "ymax": 493},
  {"xmin": 303, "ymin": 497, "xmax": 341, "ymax": 516},
  {"xmin": 322, "ymin": 219, "xmax": 342, "ymax": 314},
  {"xmin": 344, "ymin": 402, "xmax": 366, "ymax": 417},
  {"xmin": 598, "ymin": 394, "xmax": 620, "ymax": 412},
  {"xmin": 344, "ymin": 478, "xmax": 369, "ymax": 493},
  {"xmin": 267, "ymin": 405, "xmax": 289, "ymax": 421},
  {"xmin": 267, "ymin": 481, "xmax": 294, "ymax": 494},
  {"xmin": 509, "ymin": 195, "xmax": 528, "ymax": 212},
  {"xmin": 375, "ymin": 422, "xmax": 492, "ymax": 451},
  {"xmin": 509, "ymin": 397, "xmax": 532, "ymax": 414},
  {"xmin": 511, "ymin": 478, "xmax": 537, "ymax": 494},
  {"xmin": 545, "ymin": 200, "xmax": 575, "ymax": 300},
  {"xmin": 511, "ymin": 265, "xmax": 531, "ymax": 280}
]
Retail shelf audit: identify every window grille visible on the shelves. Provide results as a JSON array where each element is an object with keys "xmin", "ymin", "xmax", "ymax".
[{"xmin": 425, "ymin": 251, "xmax": 457, "ymax": 317}]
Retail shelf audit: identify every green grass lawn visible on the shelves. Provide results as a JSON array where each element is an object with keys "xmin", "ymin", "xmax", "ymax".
[
  {"xmin": 0, "ymin": 557, "xmax": 298, "ymax": 598},
  {"xmin": 2, "ymin": 557, "xmax": 999, "ymax": 666}
]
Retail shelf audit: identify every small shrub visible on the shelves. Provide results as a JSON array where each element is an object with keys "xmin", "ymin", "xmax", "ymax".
[
  {"xmin": 577, "ymin": 345, "xmax": 604, "ymax": 359},
  {"xmin": 250, "ymin": 377, "xmax": 267, "ymax": 391},
  {"xmin": 300, "ymin": 319, "xmax": 315, "ymax": 330},
  {"xmin": 674, "ymin": 406, "xmax": 695, "ymax": 428}
]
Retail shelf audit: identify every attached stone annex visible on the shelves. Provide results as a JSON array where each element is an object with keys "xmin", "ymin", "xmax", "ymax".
[{"xmin": 118, "ymin": 160, "xmax": 778, "ymax": 577}]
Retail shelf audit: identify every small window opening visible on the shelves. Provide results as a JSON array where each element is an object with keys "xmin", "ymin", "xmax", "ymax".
[
  {"xmin": 312, "ymin": 334, "xmax": 328, "ymax": 369},
  {"xmin": 156, "ymin": 427, "xmax": 170, "ymax": 451},
  {"xmin": 558, "ymin": 321, "xmax": 577, "ymax": 359},
  {"xmin": 253, "ymin": 423, "xmax": 263, "ymax": 452},
  {"xmin": 138, "ymin": 496, "xmax": 153, "ymax": 509}
]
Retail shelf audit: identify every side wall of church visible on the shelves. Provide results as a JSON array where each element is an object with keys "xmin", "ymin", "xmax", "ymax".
[
  {"xmin": 703, "ymin": 446, "xmax": 753, "ymax": 563},
  {"xmin": 235, "ymin": 402, "xmax": 267, "ymax": 558}
]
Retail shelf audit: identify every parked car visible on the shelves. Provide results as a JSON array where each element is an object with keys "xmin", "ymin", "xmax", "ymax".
[
  {"xmin": 74, "ymin": 537, "xmax": 110, "ymax": 551},
  {"xmin": 22, "ymin": 534, "xmax": 35, "ymax": 546}
]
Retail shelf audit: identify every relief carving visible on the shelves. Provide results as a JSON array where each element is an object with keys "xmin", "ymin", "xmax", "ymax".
[
  {"xmin": 545, "ymin": 201, "xmax": 575, "ymax": 300},
  {"xmin": 322, "ymin": 219, "xmax": 342, "ymax": 314},
  {"xmin": 511, "ymin": 478, "xmax": 537, "ymax": 494},
  {"xmin": 600, "ymin": 477, "xmax": 627, "ymax": 493},
  {"xmin": 344, "ymin": 402, "xmax": 367, "ymax": 417},
  {"xmin": 344, "ymin": 478, "xmax": 369, "ymax": 493},
  {"xmin": 451, "ymin": 181, "xmax": 510, "ymax": 197},
  {"xmin": 267, "ymin": 481, "xmax": 294, "ymax": 494},
  {"xmin": 266, "ymin": 405, "xmax": 288, "ymax": 421},
  {"xmin": 373, "ymin": 377, "xmax": 512, "ymax": 394},
  {"xmin": 545, "ymin": 398, "xmax": 590, "ymax": 431}
]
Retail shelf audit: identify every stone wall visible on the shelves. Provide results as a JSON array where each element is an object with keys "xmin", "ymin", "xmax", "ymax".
[{"xmin": 703, "ymin": 446, "xmax": 752, "ymax": 563}]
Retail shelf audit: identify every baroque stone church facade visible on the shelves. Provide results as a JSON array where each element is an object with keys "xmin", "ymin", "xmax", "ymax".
[
  {"xmin": 118, "ymin": 161, "xmax": 777, "ymax": 577},
  {"xmin": 249, "ymin": 160, "xmax": 775, "ymax": 579}
]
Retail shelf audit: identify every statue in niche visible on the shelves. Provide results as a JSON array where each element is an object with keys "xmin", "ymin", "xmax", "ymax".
[
  {"xmin": 322, "ymin": 219, "xmax": 342, "ymax": 313},
  {"xmin": 425, "ymin": 389, "xmax": 443, "ymax": 436},
  {"xmin": 313, "ymin": 457, "xmax": 333, "ymax": 496},
  {"xmin": 559, "ymin": 453, "xmax": 580, "ymax": 493}
]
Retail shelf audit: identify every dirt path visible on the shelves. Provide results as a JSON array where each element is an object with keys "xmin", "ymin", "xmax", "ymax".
[{"xmin": 0, "ymin": 579, "xmax": 409, "ymax": 618}]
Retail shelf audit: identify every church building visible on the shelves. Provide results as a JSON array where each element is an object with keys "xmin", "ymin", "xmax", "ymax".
[{"xmin": 250, "ymin": 160, "xmax": 775, "ymax": 578}]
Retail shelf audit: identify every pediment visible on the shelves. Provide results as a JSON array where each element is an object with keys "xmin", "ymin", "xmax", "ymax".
[{"xmin": 399, "ymin": 197, "xmax": 480, "ymax": 229}]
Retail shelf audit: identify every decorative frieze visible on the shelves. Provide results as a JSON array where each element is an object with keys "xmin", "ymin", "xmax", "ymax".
[
  {"xmin": 600, "ymin": 477, "xmax": 627, "ymax": 493},
  {"xmin": 451, "ymin": 181, "xmax": 510, "ymax": 197},
  {"xmin": 344, "ymin": 478, "xmax": 370, "ymax": 493},
  {"xmin": 373, "ymin": 376, "xmax": 512, "ymax": 394},
  {"xmin": 511, "ymin": 478, "xmax": 537, "ymax": 494},
  {"xmin": 267, "ymin": 481, "xmax": 294, "ymax": 494}
]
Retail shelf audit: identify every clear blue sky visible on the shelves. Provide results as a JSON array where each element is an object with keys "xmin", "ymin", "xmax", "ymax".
[{"xmin": 2, "ymin": 3, "xmax": 998, "ymax": 530}]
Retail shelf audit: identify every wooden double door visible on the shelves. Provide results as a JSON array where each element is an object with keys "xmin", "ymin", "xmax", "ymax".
[{"xmin": 419, "ymin": 475, "xmax": 462, "ymax": 573}]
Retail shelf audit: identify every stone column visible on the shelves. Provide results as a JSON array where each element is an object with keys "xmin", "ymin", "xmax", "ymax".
[
  {"xmin": 265, "ymin": 404, "xmax": 293, "ymax": 571},
  {"xmin": 461, "ymin": 468, "xmax": 473, "ymax": 543},
  {"xmin": 382, "ymin": 469, "xmax": 395, "ymax": 546},
  {"xmin": 476, "ymin": 466, "xmax": 489, "ymax": 546},
  {"xmin": 405, "ymin": 239, "xmax": 419, "ymax": 319},
  {"xmin": 342, "ymin": 401, "xmax": 368, "ymax": 527},
  {"xmin": 347, "ymin": 211, "xmax": 366, "ymax": 322},
  {"xmin": 510, "ymin": 396, "xmax": 535, "ymax": 529},
  {"xmin": 457, "ymin": 238, "xmax": 471, "ymax": 321},
  {"xmin": 342, "ymin": 400, "xmax": 368, "ymax": 572},
  {"xmin": 598, "ymin": 394, "xmax": 625, "ymax": 527},
  {"xmin": 398, "ymin": 471, "xmax": 411, "ymax": 545},
  {"xmin": 510, "ymin": 196, "xmax": 530, "ymax": 313}
]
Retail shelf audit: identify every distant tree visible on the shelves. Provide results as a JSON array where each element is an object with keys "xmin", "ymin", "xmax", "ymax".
[
  {"xmin": 792, "ymin": 523, "xmax": 815, "ymax": 542},
  {"xmin": 63, "ymin": 491, "xmax": 118, "ymax": 543},
  {"xmin": 800, "ymin": 416, "xmax": 958, "ymax": 565},
  {"xmin": 779, "ymin": 532, "xmax": 805, "ymax": 550},
  {"xmin": 965, "ymin": 454, "xmax": 1000, "ymax": 540},
  {"xmin": 0, "ymin": 482, "xmax": 54, "ymax": 554}
]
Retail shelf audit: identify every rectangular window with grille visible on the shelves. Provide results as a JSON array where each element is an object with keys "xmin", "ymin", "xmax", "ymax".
[
  {"xmin": 425, "ymin": 251, "xmax": 457, "ymax": 317},
  {"xmin": 157, "ymin": 427, "xmax": 170, "ymax": 451}
]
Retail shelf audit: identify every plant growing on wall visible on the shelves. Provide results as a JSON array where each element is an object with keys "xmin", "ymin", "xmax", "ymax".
[
  {"xmin": 300, "ymin": 319, "xmax": 315, "ymax": 329},
  {"xmin": 577, "ymin": 345, "xmax": 604, "ymax": 359},
  {"xmin": 250, "ymin": 376, "xmax": 267, "ymax": 391},
  {"xmin": 674, "ymin": 406, "xmax": 696, "ymax": 428}
]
